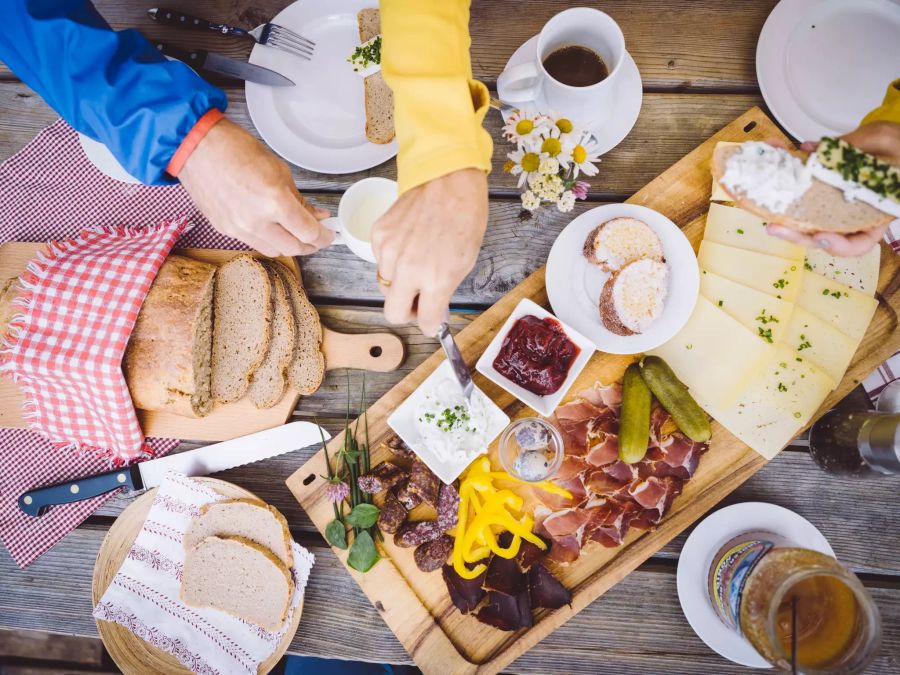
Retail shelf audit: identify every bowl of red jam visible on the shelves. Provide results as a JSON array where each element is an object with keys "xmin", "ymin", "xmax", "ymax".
[{"xmin": 476, "ymin": 298, "xmax": 594, "ymax": 416}]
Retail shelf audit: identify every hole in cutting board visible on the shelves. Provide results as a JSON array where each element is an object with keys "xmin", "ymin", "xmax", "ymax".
[
  {"xmin": 743, "ymin": 121, "xmax": 757, "ymax": 133},
  {"xmin": 302, "ymin": 474, "xmax": 316, "ymax": 486},
  {"xmin": 370, "ymin": 346, "xmax": 383, "ymax": 358}
]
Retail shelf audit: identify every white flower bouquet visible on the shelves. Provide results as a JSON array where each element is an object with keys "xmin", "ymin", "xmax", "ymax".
[{"xmin": 501, "ymin": 110, "xmax": 601, "ymax": 213}]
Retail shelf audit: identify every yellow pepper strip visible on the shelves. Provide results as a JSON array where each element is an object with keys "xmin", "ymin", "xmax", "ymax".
[{"xmin": 488, "ymin": 471, "xmax": 573, "ymax": 500}]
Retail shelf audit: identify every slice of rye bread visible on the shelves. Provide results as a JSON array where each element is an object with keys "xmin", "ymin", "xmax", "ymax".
[
  {"xmin": 712, "ymin": 144, "xmax": 893, "ymax": 234},
  {"xmin": 247, "ymin": 264, "xmax": 295, "ymax": 408},
  {"xmin": 184, "ymin": 498, "xmax": 293, "ymax": 568},
  {"xmin": 181, "ymin": 534, "xmax": 294, "ymax": 632},
  {"xmin": 269, "ymin": 261, "xmax": 325, "ymax": 396},
  {"xmin": 211, "ymin": 254, "xmax": 272, "ymax": 404},
  {"xmin": 599, "ymin": 258, "xmax": 669, "ymax": 336},
  {"xmin": 358, "ymin": 8, "xmax": 395, "ymax": 144}
]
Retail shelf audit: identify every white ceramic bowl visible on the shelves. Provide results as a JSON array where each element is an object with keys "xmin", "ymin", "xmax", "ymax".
[
  {"xmin": 545, "ymin": 203, "xmax": 700, "ymax": 355},
  {"xmin": 475, "ymin": 298, "xmax": 595, "ymax": 418}
]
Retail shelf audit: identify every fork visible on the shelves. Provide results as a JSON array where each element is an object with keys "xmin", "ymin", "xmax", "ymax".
[{"xmin": 148, "ymin": 8, "xmax": 315, "ymax": 60}]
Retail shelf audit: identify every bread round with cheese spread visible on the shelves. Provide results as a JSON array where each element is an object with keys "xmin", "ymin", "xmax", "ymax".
[
  {"xmin": 599, "ymin": 258, "xmax": 669, "ymax": 336},
  {"xmin": 583, "ymin": 217, "xmax": 664, "ymax": 272}
]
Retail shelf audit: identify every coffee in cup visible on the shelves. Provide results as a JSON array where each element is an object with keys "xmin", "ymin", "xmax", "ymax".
[{"xmin": 542, "ymin": 45, "xmax": 609, "ymax": 87}]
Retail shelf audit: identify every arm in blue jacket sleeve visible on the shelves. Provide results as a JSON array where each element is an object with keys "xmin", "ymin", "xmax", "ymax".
[{"xmin": 0, "ymin": 0, "xmax": 228, "ymax": 185}]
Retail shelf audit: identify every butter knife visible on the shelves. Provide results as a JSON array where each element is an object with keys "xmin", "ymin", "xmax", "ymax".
[{"xmin": 436, "ymin": 322, "xmax": 473, "ymax": 402}]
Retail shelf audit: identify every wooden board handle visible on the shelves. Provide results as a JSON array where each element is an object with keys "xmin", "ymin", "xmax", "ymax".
[{"xmin": 322, "ymin": 328, "xmax": 405, "ymax": 372}]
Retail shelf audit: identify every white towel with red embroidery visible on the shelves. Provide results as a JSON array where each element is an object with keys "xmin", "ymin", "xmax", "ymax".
[
  {"xmin": 1, "ymin": 219, "xmax": 188, "ymax": 462},
  {"xmin": 93, "ymin": 471, "xmax": 313, "ymax": 675},
  {"xmin": 0, "ymin": 120, "xmax": 248, "ymax": 568}
]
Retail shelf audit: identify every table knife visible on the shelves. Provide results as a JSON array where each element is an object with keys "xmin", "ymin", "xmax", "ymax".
[
  {"xmin": 154, "ymin": 42, "xmax": 294, "ymax": 87},
  {"xmin": 437, "ymin": 322, "xmax": 474, "ymax": 402},
  {"xmin": 18, "ymin": 421, "xmax": 329, "ymax": 517}
]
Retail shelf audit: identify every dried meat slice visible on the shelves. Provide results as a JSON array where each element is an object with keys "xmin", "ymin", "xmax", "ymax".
[
  {"xmin": 475, "ymin": 591, "xmax": 532, "ymax": 631},
  {"xmin": 484, "ymin": 554, "xmax": 526, "ymax": 596},
  {"xmin": 528, "ymin": 563, "xmax": 571, "ymax": 609},
  {"xmin": 585, "ymin": 432, "xmax": 619, "ymax": 467},
  {"xmin": 442, "ymin": 564, "xmax": 486, "ymax": 614},
  {"xmin": 627, "ymin": 475, "xmax": 683, "ymax": 530},
  {"xmin": 516, "ymin": 534, "xmax": 550, "ymax": 571}
]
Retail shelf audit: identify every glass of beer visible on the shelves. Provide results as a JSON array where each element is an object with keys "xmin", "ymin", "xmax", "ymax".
[{"xmin": 739, "ymin": 548, "xmax": 881, "ymax": 673}]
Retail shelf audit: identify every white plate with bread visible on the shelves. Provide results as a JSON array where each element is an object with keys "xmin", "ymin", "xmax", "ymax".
[
  {"xmin": 546, "ymin": 203, "xmax": 700, "ymax": 354},
  {"xmin": 246, "ymin": 0, "xmax": 397, "ymax": 174}
]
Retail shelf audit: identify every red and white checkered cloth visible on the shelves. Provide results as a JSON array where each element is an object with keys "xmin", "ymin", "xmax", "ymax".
[
  {"xmin": 1, "ymin": 218, "xmax": 188, "ymax": 461},
  {"xmin": 0, "ymin": 120, "xmax": 248, "ymax": 568}
]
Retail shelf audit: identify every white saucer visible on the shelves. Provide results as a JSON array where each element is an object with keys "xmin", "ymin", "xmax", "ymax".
[
  {"xmin": 246, "ymin": 0, "xmax": 398, "ymax": 174},
  {"xmin": 545, "ymin": 203, "xmax": 699, "ymax": 355},
  {"xmin": 77, "ymin": 134, "xmax": 142, "ymax": 184},
  {"xmin": 500, "ymin": 35, "xmax": 642, "ymax": 154},
  {"xmin": 757, "ymin": 0, "xmax": 900, "ymax": 141},
  {"xmin": 677, "ymin": 502, "xmax": 835, "ymax": 668}
]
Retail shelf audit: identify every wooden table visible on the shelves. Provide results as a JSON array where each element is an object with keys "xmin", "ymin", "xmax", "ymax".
[{"xmin": 1, "ymin": 2, "xmax": 898, "ymax": 672}]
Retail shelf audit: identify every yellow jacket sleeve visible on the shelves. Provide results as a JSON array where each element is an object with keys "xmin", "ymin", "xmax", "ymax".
[
  {"xmin": 861, "ymin": 79, "xmax": 900, "ymax": 125},
  {"xmin": 380, "ymin": 0, "xmax": 493, "ymax": 194}
]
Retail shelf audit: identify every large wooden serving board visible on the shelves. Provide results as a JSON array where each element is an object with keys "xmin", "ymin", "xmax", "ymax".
[
  {"xmin": 286, "ymin": 109, "xmax": 900, "ymax": 674},
  {"xmin": 0, "ymin": 246, "xmax": 405, "ymax": 441}
]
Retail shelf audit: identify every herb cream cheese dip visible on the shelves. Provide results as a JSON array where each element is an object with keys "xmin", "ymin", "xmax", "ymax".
[
  {"xmin": 415, "ymin": 379, "xmax": 493, "ymax": 463},
  {"xmin": 721, "ymin": 141, "xmax": 812, "ymax": 213}
]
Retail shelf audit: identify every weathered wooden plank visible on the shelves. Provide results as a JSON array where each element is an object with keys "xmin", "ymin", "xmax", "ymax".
[
  {"xmin": 0, "ymin": 1, "xmax": 774, "ymax": 90},
  {"xmin": 3, "ymin": 528, "xmax": 897, "ymax": 672},
  {"xmin": 0, "ymin": 82, "xmax": 764, "ymax": 197},
  {"xmin": 0, "ymin": 628, "xmax": 103, "ymax": 665}
]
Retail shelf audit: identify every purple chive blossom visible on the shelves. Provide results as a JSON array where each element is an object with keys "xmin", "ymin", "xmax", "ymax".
[
  {"xmin": 572, "ymin": 181, "xmax": 590, "ymax": 200},
  {"xmin": 325, "ymin": 480, "xmax": 350, "ymax": 503}
]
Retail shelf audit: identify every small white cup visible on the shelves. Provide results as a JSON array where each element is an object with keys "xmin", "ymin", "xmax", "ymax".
[
  {"xmin": 323, "ymin": 177, "xmax": 398, "ymax": 264},
  {"xmin": 497, "ymin": 8, "xmax": 626, "ymax": 125}
]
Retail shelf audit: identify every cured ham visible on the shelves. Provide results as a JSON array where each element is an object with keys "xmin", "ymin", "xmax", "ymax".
[{"xmin": 536, "ymin": 382, "xmax": 709, "ymax": 562}]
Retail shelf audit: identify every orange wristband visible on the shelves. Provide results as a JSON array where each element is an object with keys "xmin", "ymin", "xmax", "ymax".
[{"xmin": 165, "ymin": 108, "xmax": 225, "ymax": 178}]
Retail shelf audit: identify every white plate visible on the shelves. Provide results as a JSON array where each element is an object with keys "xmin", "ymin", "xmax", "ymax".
[
  {"xmin": 246, "ymin": 0, "xmax": 398, "ymax": 174},
  {"xmin": 677, "ymin": 502, "xmax": 835, "ymax": 668},
  {"xmin": 757, "ymin": 0, "xmax": 900, "ymax": 141},
  {"xmin": 77, "ymin": 134, "xmax": 142, "ymax": 184},
  {"xmin": 475, "ymin": 298, "xmax": 595, "ymax": 417},
  {"xmin": 545, "ymin": 203, "xmax": 699, "ymax": 354},
  {"xmin": 387, "ymin": 360, "xmax": 509, "ymax": 485},
  {"xmin": 500, "ymin": 35, "xmax": 643, "ymax": 155}
]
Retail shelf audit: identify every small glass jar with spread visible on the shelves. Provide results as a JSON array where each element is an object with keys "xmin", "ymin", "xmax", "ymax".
[{"xmin": 498, "ymin": 418, "xmax": 563, "ymax": 482}]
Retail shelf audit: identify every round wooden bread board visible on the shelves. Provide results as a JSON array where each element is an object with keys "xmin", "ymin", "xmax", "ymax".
[{"xmin": 91, "ymin": 478, "xmax": 302, "ymax": 675}]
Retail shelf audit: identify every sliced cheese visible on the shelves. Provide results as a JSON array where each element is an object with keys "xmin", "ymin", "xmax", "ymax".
[
  {"xmin": 785, "ymin": 306, "xmax": 859, "ymax": 386},
  {"xmin": 704, "ymin": 203, "xmax": 805, "ymax": 261},
  {"xmin": 796, "ymin": 271, "xmax": 878, "ymax": 342},
  {"xmin": 698, "ymin": 240, "xmax": 803, "ymax": 303},
  {"xmin": 700, "ymin": 270, "xmax": 795, "ymax": 344},
  {"xmin": 710, "ymin": 142, "xmax": 740, "ymax": 201},
  {"xmin": 804, "ymin": 245, "xmax": 881, "ymax": 296},
  {"xmin": 699, "ymin": 344, "xmax": 835, "ymax": 459},
  {"xmin": 648, "ymin": 296, "xmax": 776, "ymax": 408}
]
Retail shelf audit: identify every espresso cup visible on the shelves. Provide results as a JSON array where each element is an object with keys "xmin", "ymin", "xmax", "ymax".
[
  {"xmin": 497, "ymin": 8, "xmax": 626, "ymax": 124},
  {"xmin": 322, "ymin": 177, "xmax": 398, "ymax": 264}
]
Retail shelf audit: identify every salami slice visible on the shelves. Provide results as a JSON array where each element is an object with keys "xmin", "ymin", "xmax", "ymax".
[
  {"xmin": 377, "ymin": 491, "xmax": 408, "ymax": 534},
  {"xmin": 414, "ymin": 534, "xmax": 454, "ymax": 572},
  {"xmin": 394, "ymin": 480, "xmax": 423, "ymax": 511},
  {"xmin": 436, "ymin": 482, "xmax": 460, "ymax": 530},
  {"xmin": 407, "ymin": 459, "xmax": 441, "ymax": 507},
  {"xmin": 358, "ymin": 461, "xmax": 408, "ymax": 494},
  {"xmin": 393, "ymin": 520, "xmax": 443, "ymax": 548},
  {"xmin": 384, "ymin": 434, "xmax": 415, "ymax": 460}
]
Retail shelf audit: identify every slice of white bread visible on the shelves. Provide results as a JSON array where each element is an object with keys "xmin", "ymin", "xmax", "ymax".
[
  {"xmin": 247, "ymin": 265, "xmax": 295, "ymax": 409},
  {"xmin": 712, "ymin": 143, "xmax": 893, "ymax": 234},
  {"xmin": 599, "ymin": 258, "xmax": 669, "ymax": 336},
  {"xmin": 211, "ymin": 254, "xmax": 272, "ymax": 404},
  {"xmin": 183, "ymin": 498, "xmax": 293, "ymax": 568},
  {"xmin": 124, "ymin": 256, "xmax": 217, "ymax": 418},
  {"xmin": 270, "ymin": 261, "xmax": 325, "ymax": 396},
  {"xmin": 181, "ymin": 534, "xmax": 293, "ymax": 632},
  {"xmin": 583, "ymin": 217, "xmax": 664, "ymax": 272},
  {"xmin": 358, "ymin": 8, "xmax": 394, "ymax": 144}
]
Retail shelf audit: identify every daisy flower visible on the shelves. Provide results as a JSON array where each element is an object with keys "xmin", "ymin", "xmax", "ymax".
[
  {"xmin": 521, "ymin": 190, "xmax": 541, "ymax": 212},
  {"xmin": 507, "ymin": 141, "xmax": 543, "ymax": 188},
  {"xmin": 561, "ymin": 133, "xmax": 602, "ymax": 177},
  {"xmin": 502, "ymin": 109, "xmax": 549, "ymax": 144},
  {"xmin": 557, "ymin": 190, "xmax": 576, "ymax": 213}
]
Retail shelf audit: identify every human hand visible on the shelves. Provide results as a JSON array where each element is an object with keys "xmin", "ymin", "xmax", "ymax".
[
  {"xmin": 766, "ymin": 121, "xmax": 900, "ymax": 257},
  {"xmin": 178, "ymin": 117, "xmax": 334, "ymax": 256},
  {"xmin": 372, "ymin": 168, "xmax": 489, "ymax": 336}
]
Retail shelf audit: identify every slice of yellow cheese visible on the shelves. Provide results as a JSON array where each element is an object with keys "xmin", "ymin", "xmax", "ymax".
[
  {"xmin": 698, "ymin": 344, "xmax": 835, "ymax": 460},
  {"xmin": 710, "ymin": 141, "xmax": 740, "ymax": 201},
  {"xmin": 804, "ymin": 245, "xmax": 880, "ymax": 296},
  {"xmin": 698, "ymin": 240, "xmax": 803, "ymax": 303},
  {"xmin": 784, "ymin": 306, "xmax": 859, "ymax": 387},
  {"xmin": 648, "ymin": 296, "xmax": 776, "ymax": 409},
  {"xmin": 704, "ymin": 203, "xmax": 805, "ymax": 261},
  {"xmin": 796, "ymin": 271, "xmax": 878, "ymax": 342},
  {"xmin": 700, "ymin": 270, "xmax": 795, "ymax": 344}
]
